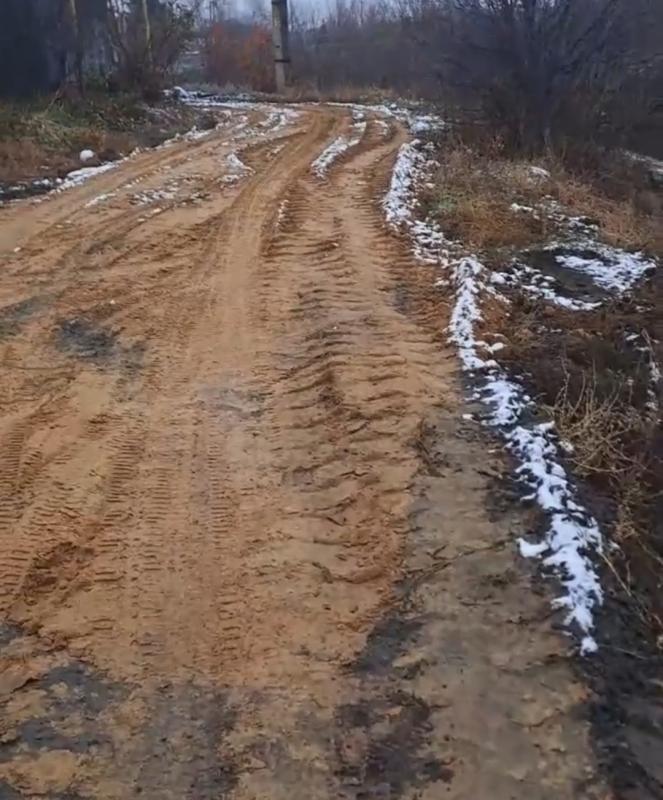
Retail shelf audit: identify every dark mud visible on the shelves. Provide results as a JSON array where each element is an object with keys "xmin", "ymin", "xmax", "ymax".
[
  {"xmin": 582, "ymin": 591, "xmax": 663, "ymax": 800},
  {"xmin": 523, "ymin": 247, "xmax": 613, "ymax": 303},
  {"xmin": 0, "ymin": 624, "xmax": 240, "ymax": 799},
  {"xmin": 56, "ymin": 318, "xmax": 144, "ymax": 371},
  {"xmin": 0, "ymin": 180, "xmax": 57, "ymax": 205},
  {"xmin": 0, "ymin": 297, "xmax": 46, "ymax": 339}
]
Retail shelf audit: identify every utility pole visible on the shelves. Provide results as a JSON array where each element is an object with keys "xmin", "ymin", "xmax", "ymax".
[{"xmin": 271, "ymin": 0, "xmax": 291, "ymax": 94}]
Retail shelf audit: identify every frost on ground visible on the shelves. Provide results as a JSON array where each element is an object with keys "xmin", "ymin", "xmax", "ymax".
[
  {"xmin": 447, "ymin": 256, "xmax": 604, "ymax": 655},
  {"xmin": 311, "ymin": 118, "xmax": 367, "ymax": 178},
  {"xmin": 552, "ymin": 244, "xmax": 655, "ymax": 293},
  {"xmin": 383, "ymin": 128, "xmax": 629, "ymax": 653},
  {"xmin": 222, "ymin": 151, "xmax": 253, "ymax": 184}
]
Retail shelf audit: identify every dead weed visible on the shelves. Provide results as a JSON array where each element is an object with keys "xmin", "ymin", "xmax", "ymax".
[
  {"xmin": 428, "ymin": 142, "xmax": 662, "ymax": 257},
  {"xmin": 500, "ymin": 294, "xmax": 663, "ymax": 629}
]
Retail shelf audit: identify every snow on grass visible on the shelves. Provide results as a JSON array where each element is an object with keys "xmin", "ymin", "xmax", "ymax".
[
  {"xmin": 448, "ymin": 255, "xmax": 605, "ymax": 655},
  {"xmin": 383, "ymin": 141, "xmax": 451, "ymax": 264},
  {"xmin": 384, "ymin": 134, "xmax": 608, "ymax": 654}
]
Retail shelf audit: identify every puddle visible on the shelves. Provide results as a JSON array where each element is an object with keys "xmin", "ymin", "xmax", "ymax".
[
  {"xmin": 521, "ymin": 247, "xmax": 611, "ymax": 303},
  {"xmin": 0, "ymin": 179, "xmax": 57, "ymax": 205}
]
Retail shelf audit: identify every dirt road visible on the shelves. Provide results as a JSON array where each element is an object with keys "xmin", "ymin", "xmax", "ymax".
[{"xmin": 0, "ymin": 104, "xmax": 605, "ymax": 798}]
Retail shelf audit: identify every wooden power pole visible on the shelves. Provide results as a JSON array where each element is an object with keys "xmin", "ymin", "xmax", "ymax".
[{"xmin": 271, "ymin": 0, "xmax": 291, "ymax": 94}]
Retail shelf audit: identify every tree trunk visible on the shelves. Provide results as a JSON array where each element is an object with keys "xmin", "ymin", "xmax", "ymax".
[
  {"xmin": 141, "ymin": 0, "xmax": 153, "ymax": 70},
  {"xmin": 271, "ymin": 0, "xmax": 291, "ymax": 93},
  {"xmin": 68, "ymin": 0, "xmax": 84, "ymax": 94}
]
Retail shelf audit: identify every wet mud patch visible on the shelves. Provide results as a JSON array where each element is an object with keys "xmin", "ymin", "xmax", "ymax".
[
  {"xmin": 0, "ymin": 297, "xmax": 47, "ymax": 339},
  {"xmin": 334, "ymin": 690, "xmax": 450, "ymax": 799},
  {"xmin": 520, "ymin": 247, "xmax": 612, "ymax": 303},
  {"xmin": 56, "ymin": 318, "xmax": 145, "ymax": 372},
  {"xmin": 0, "ymin": 624, "xmax": 240, "ymax": 799},
  {"xmin": 0, "ymin": 179, "xmax": 57, "ymax": 205},
  {"xmin": 580, "ymin": 594, "xmax": 663, "ymax": 800}
]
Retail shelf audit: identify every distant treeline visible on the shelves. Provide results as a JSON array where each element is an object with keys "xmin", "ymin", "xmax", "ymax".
[{"xmin": 201, "ymin": 0, "xmax": 663, "ymax": 156}]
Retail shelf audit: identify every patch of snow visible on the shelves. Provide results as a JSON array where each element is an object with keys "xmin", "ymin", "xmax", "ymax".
[
  {"xmin": 84, "ymin": 191, "xmax": 117, "ymax": 208},
  {"xmin": 492, "ymin": 262, "xmax": 601, "ymax": 311},
  {"xmin": 553, "ymin": 245, "xmax": 655, "ymax": 294},
  {"xmin": 447, "ymin": 256, "xmax": 604, "ymax": 651},
  {"xmin": 226, "ymin": 151, "xmax": 251, "ymax": 174},
  {"xmin": 221, "ymin": 151, "xmax": 253, "ymax": 184},
  {"xmin": 510, "ymin": 202, "xmax": 535, "ymax": 214},
  {"xmin": 57, "ymin": 161, "xmax": 119, "ymax": 192},
  {"xmin": 529, "ymin": 165, "xmax": 551, "ymax": 180},
  {"xmin": 79, "ymin": 149, "xmax": 96, "ymax": 163},
  {"xmin": 276, "ymin": 198, "xmax": 288, "ymax": 229},
  {"xmin": 131, "ymin": 184, "xmax": 179, "ymax": 205}
]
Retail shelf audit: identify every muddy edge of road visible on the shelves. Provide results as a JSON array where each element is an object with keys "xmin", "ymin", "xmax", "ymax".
[{"xmin": 0, "ymin": 101, "xmax": 654, "ymax": 799}]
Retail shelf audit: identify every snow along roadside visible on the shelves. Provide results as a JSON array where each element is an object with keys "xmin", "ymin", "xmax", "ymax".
[{"xmin": 383, "ymin": 134, "xmax": 606, "ymax": 654}]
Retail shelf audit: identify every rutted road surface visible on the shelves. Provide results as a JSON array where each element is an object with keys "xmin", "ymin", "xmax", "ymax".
[{"xmin": 0, "ymin": 104, "xmax": 604, "ymax": 798}]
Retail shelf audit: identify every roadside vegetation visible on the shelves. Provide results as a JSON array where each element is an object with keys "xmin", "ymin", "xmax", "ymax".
[
  {"xmin": 421, "ymin": 131, "xmax": 663, "ymax": 638},
  {"xmin": 0, "ymin": 93, "xmax": 204, "ymax": 186}
]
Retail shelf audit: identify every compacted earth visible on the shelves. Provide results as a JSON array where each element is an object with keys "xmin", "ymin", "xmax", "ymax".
[{"xmin": 0, "ymin": 102, "xmax": 611, "ymax": 798}]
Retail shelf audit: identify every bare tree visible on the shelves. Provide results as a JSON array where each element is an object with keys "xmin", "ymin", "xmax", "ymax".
[{"xmin": 67, "ymin": 0, "xmax": 85, "ymax": 93}]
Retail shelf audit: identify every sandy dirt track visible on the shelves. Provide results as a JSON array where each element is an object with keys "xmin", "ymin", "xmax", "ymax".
[{"xmin": 0, "ymin": 104, "xmax": 605, "ymax": 798}]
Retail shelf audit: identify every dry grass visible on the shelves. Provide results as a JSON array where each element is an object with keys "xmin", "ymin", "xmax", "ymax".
[
  {"xmin": 0, "ymin": 94, "xmax": 201, "ymax": 185},
  {"xmin": 426, "ymin": 144, "xmax": 551, "ymax": 251},
  {"xmin": 284, "ymin": 83, "xmax": 401, "ymax": 104},
  {"xmin": 428, "ymin": 142, "xmax": 663, "ymax": 257},
  {"xmin": 499, "ymin": 293, "xmax": 663, "ymax": 630},
  {"xmin": 550, "ymin": 168, "xmax": 663, "ymax": 253}
]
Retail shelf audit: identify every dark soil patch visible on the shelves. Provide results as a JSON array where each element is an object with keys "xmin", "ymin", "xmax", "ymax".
[
  {"xmin": 56, "ymin": 318, "xmax": 144, "ymax": 371},
  {"xmin": 0, "ymin": 624, "xmax": 240, "ymax": 799},
  {"xmin": 495, "ymin": 272, "xmax": 663, "ymax": 800},
  {"xmin": 523, "ymin": 246, "xmax": 613, "ymax": 302},
  {"xmin": 0, "ymin": 296, "xmax": 45, "ymax": 339}
]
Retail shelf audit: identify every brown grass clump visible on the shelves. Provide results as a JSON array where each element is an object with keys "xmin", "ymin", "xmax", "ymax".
[
  {"xmin": 428, "ymin": 141, "xmax": 663, "ymax": 258},
  {"xmin": 0, "ymin": 94, "xmax": 206, "ymax": 185},
  {"xmin": 550, "ymin": 168, "xmax": 663, "ymax": 253},
  {"xmin": 427, "ymin": 144, "xmax": 551, "ymax": 251}
]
